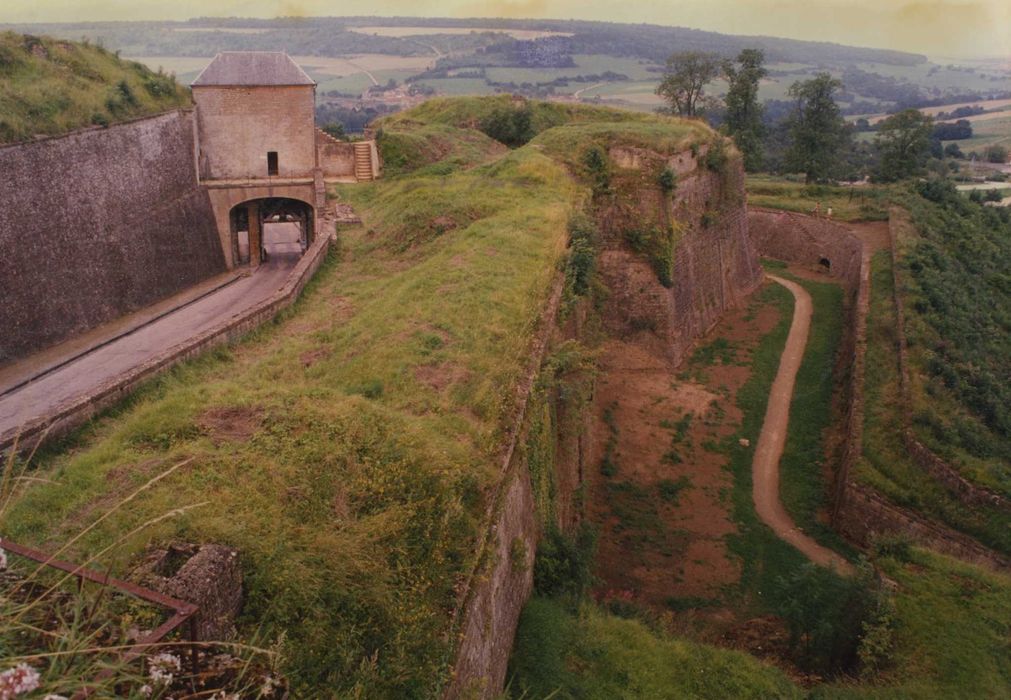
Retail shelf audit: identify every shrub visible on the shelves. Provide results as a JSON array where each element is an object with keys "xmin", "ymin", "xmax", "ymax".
[
  {"xmin": 658, "ymin": 167, "xmax": 677, "ymax": 191},
  {"xmin": 533, "ymin": 524, "xmax": 598, "ymax": 598},
  {"xmin": 582, "ymin": 145, "xmax": 611, "ymax": 191},
  {"xmin": 775, "ymin": 562, "xmax": 894, "ymax": 676},
  {"xmin": 478, "ymin": 104, "xmax": 534, "ymax": 147},
  {"xmin": 564, "ymin": 212, "xmax": 598, "ymax": 297}
]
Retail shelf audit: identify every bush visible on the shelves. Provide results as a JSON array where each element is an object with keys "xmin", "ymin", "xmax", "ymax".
[
  {"xmin": 658, "ymin": 167, "xmax": 677, "ymax": 191},
  {"xmin": 582, "ymin": 145, "xmax": 611, "ymax": 192},
  {"xmin": 533, "ymin": 523, "xmax": 598, "ymax": 598},
  {"xmin": 564, "ymin": 212, "xmax": 597, "ymax": 297},
  {"xmin": 478, "ymin": 104, "xmax": 534, "ymax": 147},
  {"xmin": 775, "ymin": 562, "xmax": 893, "ymax": 676}
]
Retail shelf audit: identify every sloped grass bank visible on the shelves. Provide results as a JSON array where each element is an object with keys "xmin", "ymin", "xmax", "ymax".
[
  {"xmin": 859, "ymin": 250, "xmax": 1010, "ymax": 552},
  {"xmin": 2, "ymin": 138, "xmax": 577, "ymax": 695},
  {"xmin": 509, "ymin": 597, "xmax": 801, "ymax": 699},
  {"xmin": 0, "ymin": 31, "xmax": 188, "ymax": 144}
]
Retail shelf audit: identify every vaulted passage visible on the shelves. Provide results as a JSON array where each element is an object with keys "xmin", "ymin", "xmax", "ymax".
[{"xmin": 229, "ymin": 197, "xmax": 314, "ymax": 267}]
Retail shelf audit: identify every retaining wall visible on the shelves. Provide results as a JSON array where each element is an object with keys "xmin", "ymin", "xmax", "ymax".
[
  {"xmin": 0, "ymin": 110, "xmax": 226, "ymax": 364},
  {"xmin": 595, "ymin": 146, "xmax": 763, "ymax": 366},
  {"xmin": 746, "ymin": 208, "xmax": 1009, "ymax": 571},
  {"xmin": 0, "ymin": 227, "xmax": 331, "ymax": 456}
]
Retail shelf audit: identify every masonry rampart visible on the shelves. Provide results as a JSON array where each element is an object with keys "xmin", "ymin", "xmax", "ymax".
[
  {"xmin": 0, "ymin": 110, "xmax": 225, "ymax": 364},
  {"xmin": 595, "ymin": 148, "xmax": 763, "ymax": 366},
  {"xmin": 746, "ymin": 208, "xmax": 1008, "ymax": 571}
]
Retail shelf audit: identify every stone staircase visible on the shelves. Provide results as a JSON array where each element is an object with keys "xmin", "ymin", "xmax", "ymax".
[{"xmin": 353, "ymin": 142, "xmax": 374, "ymax": 181}]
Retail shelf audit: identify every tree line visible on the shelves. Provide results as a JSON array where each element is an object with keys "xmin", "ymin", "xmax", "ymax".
[{"xmin": 656, "ymin": 50, "xmax": 1009, "ymax": 183}]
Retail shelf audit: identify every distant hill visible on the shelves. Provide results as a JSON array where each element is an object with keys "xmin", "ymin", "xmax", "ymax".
[
  {"xmin": 1, "ymin": 16, "xmax": 926, "ymax": 67},
  {"xmin": 0, "ymin": 32, "xmax": 189, "ymax": 144}
]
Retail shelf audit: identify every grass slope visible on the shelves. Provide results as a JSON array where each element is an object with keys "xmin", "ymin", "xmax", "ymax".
[
  {"xmin": 1, "ymin": 97, "xmax": 731, "ymax": 695},
  {"xmin": 0, "ymin": 32, "xmax": 189, "ymax": 144},
  {"xmin": 509, "ymin": 597, "xmax": 801, "ymax": 699}
]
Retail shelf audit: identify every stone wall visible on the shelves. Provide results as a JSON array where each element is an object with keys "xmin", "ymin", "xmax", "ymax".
[
  {"xmin": 595, "ymin": 146, "xmax": 763, "ymax": 367},
  {"xmin": 193, "ymin": 85, "xmax": 316, "ymax": 180},
  {"xmin": 746, "ymin": 208, "xmax": 1009, "ymax": 572},
  {"xmin": 0, "ymin": 110, "xmax": 226, "ymax": 364},
  {"xmin": 316, "ymin": 129, "xmax": 356, "ymax": 179},
  {"xmin": 444, "ymin": 277, "xmax": 564, "ymax": 699}
]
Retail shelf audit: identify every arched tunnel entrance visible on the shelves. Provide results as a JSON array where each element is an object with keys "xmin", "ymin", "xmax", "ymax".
[{"xmin": 229, "ymin": 197, "xmax": 314, "ymax": 267}]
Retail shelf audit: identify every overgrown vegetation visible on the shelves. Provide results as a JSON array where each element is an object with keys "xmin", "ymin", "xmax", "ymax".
[
  {"xmin": 1, "ymin": 98, "xmax": 586, "ymax": 696},
  {"xmin": 0, "ymin": 32, "xmax": 189, "ymax": 144},
  {"xmin": 859, "ymin": 248, "xmax": 1010, "ymax": 552},
  {"xmin": 897, "ymin": 183, "xmax": 1011, "ymax": 499}
]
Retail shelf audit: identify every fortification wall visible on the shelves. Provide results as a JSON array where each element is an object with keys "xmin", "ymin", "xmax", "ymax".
[
  {"xmin": 0, "ymin": 110, "xmax": 226, "ymax": 364},
  {"xmin": 746, "ymin": 208, "xmax": 1008, "ymax": 572},
  {"xmin": 595, "ymin": 147, "xmax": 763, "ymax": 367}
]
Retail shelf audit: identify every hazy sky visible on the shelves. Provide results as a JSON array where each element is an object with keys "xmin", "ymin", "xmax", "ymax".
[{"xmin": 2, "ymin": 1, "xmax": 1009, "ymax": 58}]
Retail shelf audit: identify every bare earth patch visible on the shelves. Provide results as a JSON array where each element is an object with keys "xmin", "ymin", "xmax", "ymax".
[
  {"xmin": 589, "ymin": 284, "xmax": 785, "ymax": 608},
  {"xmin": 198, "ymin": 406, "xmax": 263, "ymax": 445}
]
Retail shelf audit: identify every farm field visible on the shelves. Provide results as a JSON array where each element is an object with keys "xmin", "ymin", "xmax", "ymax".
[{"xmin": 348, "ymin": 26, "xmax": 573, "ymax": 40}]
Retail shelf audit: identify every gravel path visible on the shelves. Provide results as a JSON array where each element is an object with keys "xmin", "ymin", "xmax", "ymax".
[{"xmin": 752, "ymin": 275, "xmax": 854, "ymax": 575}]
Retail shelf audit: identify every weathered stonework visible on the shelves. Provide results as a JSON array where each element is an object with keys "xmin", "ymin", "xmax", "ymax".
[
  {"xmin": 447, "ymin": 141, "xmax": 762, "ymax": 699},
  {"xmin": 192, "ymin": 85, "xmax": 317, "ymax": 181},
  {"xmin": 746, "ymin": 208, "xmax": 1009, "ymax": 572},
  {"xmin": 0, "ymin": 110, "xmax": 226, "ymax": 364},
  {"xmin": 595, "ymin": 147, "xmax": 762, "ymax": 366}
]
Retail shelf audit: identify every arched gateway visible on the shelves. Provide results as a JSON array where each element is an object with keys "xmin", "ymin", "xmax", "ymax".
[
  {"xmin": 229, "ymin": 197, "xmax": 314, "ymax": 266},
  {"xmin": 190, "ymin": 51, "xmax": 380, "ymax": 268}
]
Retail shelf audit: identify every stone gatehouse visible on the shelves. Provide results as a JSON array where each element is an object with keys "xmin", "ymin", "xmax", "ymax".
[{"xmin": 191, "ymin": 51, "xmax": 380, "ymax": 268}]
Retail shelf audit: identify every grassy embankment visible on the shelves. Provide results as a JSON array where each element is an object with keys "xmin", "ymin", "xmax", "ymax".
[
  {"xmin": 0, "ymin": 97, "xmax": 715, "ymax": 696},
  {"xmin": 858, "ymin": 196, "xmax": 1011, "ymax": 553},
  {"xmin": 2, "ymin": 100, "xmax": 578, "ymax": 694},
  {"xmin": 746, "ymin": 175, "xmax": 890, "ymax": 222},
  {"xmin": 0, "ymin": 32, "xmax": 189, "ymax": 144}
]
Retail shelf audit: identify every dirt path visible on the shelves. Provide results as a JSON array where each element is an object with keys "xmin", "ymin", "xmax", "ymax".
[
  {"xmin": 753, "ymin": 275, "xmax": 854, "ymax": 575},
  {"xmin": 573, "ymin": 82, "xmax": 605, "ymax": 99}
]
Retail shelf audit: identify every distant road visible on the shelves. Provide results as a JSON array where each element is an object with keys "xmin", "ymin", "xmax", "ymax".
[
  {"xmin": 0, "ymin": 224, "xmax": 302, "ymax": 443},
  {"xmin": 752, "ymin": 275, "xmax": 854, "ymax": 575}
]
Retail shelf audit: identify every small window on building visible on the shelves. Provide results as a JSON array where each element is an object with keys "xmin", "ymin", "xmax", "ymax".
[{"xmin": 267, "ymin": 151, "xmax": 279, "ymax": 176}]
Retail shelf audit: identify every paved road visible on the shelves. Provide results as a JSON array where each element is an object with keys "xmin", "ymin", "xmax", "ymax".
[
  {"xmin": 752, "ymin": 275, "xmax": 854, "ymax": 575},
  {"xmin": 0, "ymin": 223, "xmax": 302, "ymax": 439}
]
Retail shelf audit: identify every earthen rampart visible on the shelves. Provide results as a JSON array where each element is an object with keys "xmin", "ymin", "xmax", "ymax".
[
  {"xmin": 746, "ymin": 208, "xmax": 1009, "ymax": 571},
  {"xmin": 0, "ymin": 110, "xmax": 225, "ymax": 364}
]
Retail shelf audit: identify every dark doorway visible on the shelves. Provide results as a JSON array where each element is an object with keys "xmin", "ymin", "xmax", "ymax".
[
  {"xmin": 229, "ymin": 197, "xmax": 313, "ymax": 268},
  {"xmin": 267, "ymin": 151, "xmax": 279, "ymax": 176}
]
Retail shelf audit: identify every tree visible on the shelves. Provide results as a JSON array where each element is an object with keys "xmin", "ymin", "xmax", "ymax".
[
  {"xmin": 875, "ymin": 109, "xmax": 935, "ymax": 181},
  {"xmin": 722, "ymin": 48, "xmax": 767, "ymax": 171},
  {"xmin": 984, "ymin": 144, "xmax": 1009, "ymax": 163},
  {"xmin": 785, "ymin": 73, "xmax": 850, "ymax": 182},
  {"xmin": 321, "ymin": 122, "xmax": 345, "ymax": 139},
  {"xmin": 656, "ymin": 51, "xmax": 721, "ymax": 118},
  {"xmin": 944, "ymin": 142, "xmax": 964, "ymax": 159}
]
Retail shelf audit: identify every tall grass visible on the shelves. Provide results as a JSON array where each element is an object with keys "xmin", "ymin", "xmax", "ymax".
[
  {"xmin": 2, "ymin": 100, "xmax": 582, "ymax": 695},
  {"xmin": 0, "ymin": 32, "xmax": 189, "ymax": 144}
]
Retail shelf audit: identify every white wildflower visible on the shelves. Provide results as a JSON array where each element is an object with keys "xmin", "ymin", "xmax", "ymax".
[
  {"xmin": 210, "ymin": 692, "xmax": 240, "ymax": 700},
  {"xmin": 147, "ymin": 652, "xmax": 181, "ymax": 687},
  {"xmin": 43, "ymin": 695, "xmax": 69, "ymax": 700},
  {"xmin": 258, "ymin": 674, "xmax": 280, "ymax": 697},
  {"xmin": 139, "ymin": 684, "xmax": 153, "ymax": 697},
  {"xmin": 0, "ymin": 663, "xmax": 40, "ymax": 699},
  {"xmin": 0, "ymin": 545, "xmax": 7, "ymax": 571}
]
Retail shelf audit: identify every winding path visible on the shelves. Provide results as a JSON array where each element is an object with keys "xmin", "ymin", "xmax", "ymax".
[{"xmin": 752, "ymin": 275, "xmax": 854, "ymax": 574}]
